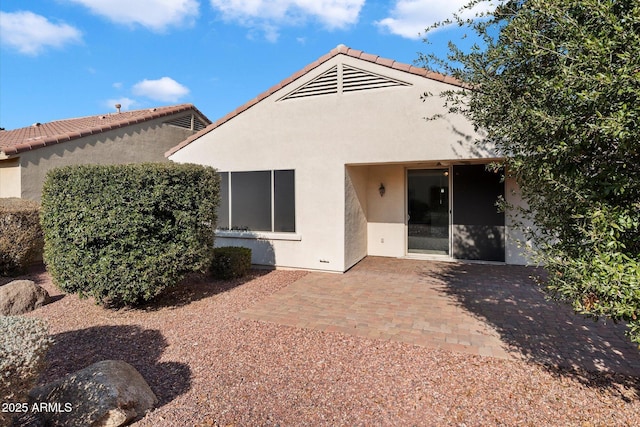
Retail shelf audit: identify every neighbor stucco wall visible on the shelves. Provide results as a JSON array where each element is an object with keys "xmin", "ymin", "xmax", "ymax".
[
  {"xmin": 0, "ymin": 158, "xmax": 21, "ymax": 198},
  {"xmin": 170, "ymin": 54, "xmax": 492, "ymax": 271},
  {"xmin": 18, "ymin": 116, "xmax": 196, "ymax": 201}
]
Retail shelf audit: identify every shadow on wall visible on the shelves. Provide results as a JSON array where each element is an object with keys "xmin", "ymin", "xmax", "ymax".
[
  {"xmin": 250, "ymin": 238, "xmax": 276, "ymax": 266},
  {"xmin": 421, "ymin": 263, "xmax": 640, "ymax": 397},
  {"xmin": 39, "ymin": 325, "xmax": 191, "ymax": 407},
  {"xmin": 448, "ymin": 122, "xmax": 493, "ymax": 160},
  {"xmin": 451, "ymin": 224, "xmax": 505, "ymax": 262},
  {"xmin": 215, "ymin": 231, "xmax": 277, "ymax": 267}
]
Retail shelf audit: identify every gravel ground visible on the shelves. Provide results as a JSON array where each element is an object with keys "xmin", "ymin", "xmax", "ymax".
[{"xmin": 10, "ymin": 265, "xmax": 640, "ymax": 426}]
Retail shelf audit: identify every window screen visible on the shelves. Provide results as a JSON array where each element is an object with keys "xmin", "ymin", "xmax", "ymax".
[
  {"xmin": 231, "ymin": 171, "xmax": 272, "ymax": 231},
  {"xmin": 274, "ymin": 170, "xmax": 295, "ymax": 232}
]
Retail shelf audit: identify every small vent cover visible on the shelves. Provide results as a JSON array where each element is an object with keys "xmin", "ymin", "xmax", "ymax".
[
  {"xmin": 280, "ymin": 66, "xmax": 338, "ymax": 100},
  {"xmin": 342, "ymin": 65, "xmax": 410, "ymax": 92}
]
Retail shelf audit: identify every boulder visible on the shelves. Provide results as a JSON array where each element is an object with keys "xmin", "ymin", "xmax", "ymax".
[
  {"xmin": 0, "ymin": 280, "xmax": 50, "ymax": 315},
  {"xmin": 29, "ymin": 360, "xmax": 157, "ymax": 427}
]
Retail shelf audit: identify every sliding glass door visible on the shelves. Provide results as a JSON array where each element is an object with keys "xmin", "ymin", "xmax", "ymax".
[{"xmin": 407, "ymin": 169, "xmax": 450, "ymax": 255}]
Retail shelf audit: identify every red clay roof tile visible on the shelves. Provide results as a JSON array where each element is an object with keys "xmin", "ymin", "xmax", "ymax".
[
  {"xmin": 360, "ymin": 52, "xmax": 379, "ymax": 63},
  {"xmin": 1, "ymin": 104, "xmax": 210, "ymax": 156},
  {"xmin": 392, "ymin": 62, "xmax": 412, "ymax": 72},
  {"xmin": 165, "ymin": 45, "xmax": 465, "ymax": 158},
  {"xmin": 375, "ymin": 57, "xmax": 395, "ymax": 68},
  {"xmin": 408, "ymin": 66, "xmax": 427, "ymax": 77}
]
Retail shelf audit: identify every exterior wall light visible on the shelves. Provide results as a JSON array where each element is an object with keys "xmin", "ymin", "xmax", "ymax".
[{"xmin": 379, "ymin": 183, "xmax": 386, "ymax": 197}]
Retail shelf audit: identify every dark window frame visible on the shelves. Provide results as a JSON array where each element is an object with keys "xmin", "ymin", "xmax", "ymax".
[{"xmin": 217, "ymin": 170, "xmax": 296, "ymax": 233}]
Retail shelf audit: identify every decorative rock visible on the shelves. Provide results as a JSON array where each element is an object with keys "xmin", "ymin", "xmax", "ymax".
[
  {"xmin": 29, "ymin": 360, "xmax": 158, "ymax": 427},
  {"xmin": 0, "ymin": 280, "xmax": 50, "ymax": 315}
]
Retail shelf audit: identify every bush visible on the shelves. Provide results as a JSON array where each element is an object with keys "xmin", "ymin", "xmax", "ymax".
[
  {"xmin": 41, "ymin": 163, "xmax": 219, "ymax": 307},
  {"xmin": 0, "ymin": 198, "xmax": 44, "ymax": 276},
  {"xmin": 211, "ymin": 246, "xmax": 252, "ymax": 280},
  {"xmin": 0, "ymin": 316, "xmax": 52, "ymax": 426}
]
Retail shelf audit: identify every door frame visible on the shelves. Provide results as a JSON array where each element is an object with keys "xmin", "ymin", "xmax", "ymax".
[{"xmin": 405, "ymin": 166, "xmax": 453, "ymax": 259}]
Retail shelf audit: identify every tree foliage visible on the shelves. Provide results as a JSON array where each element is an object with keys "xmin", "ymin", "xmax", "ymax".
[{"xmin": 420, "ymin": 0, "xmax": 640, "ymax": 342}]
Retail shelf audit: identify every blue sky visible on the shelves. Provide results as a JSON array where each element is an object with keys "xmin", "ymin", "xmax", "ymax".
[{"xmin": 0, "ymin": 0, "xmax": 483, "ymax": 130}]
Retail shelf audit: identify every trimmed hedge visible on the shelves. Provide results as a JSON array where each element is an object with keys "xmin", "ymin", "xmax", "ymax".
[
  {"xmin": 0, "ymin": 198, "xmax": 44, "ymax": 276},
  {"xmin": 0, "ymin": 316, "xmax": 52, "ymax": 426},
  {"xmin": 211, "ymin": 246, "xmax": 252, "ymax": 280},
  {"xmin": 41, "ymin": 163, "xmax": 219, "ymax": 306}
]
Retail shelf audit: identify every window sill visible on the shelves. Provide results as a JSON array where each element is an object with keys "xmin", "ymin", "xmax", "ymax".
[{"xmin": 215, "ymin": 230, "xmax": 302, "ymax": 241}]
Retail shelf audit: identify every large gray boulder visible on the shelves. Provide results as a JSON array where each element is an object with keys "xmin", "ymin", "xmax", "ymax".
[
  {"xmin": 0, "ymin": 280, "xmax": 50, "ymax": 315},
  {"xmin": 29, "ymin": 360, "xmax": 158, "ymax": 427}
]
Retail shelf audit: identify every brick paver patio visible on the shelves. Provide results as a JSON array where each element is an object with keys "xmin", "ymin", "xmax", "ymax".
[{"xmin": 241, "ymin": 256, "xmax": 640, "ymax": 376}]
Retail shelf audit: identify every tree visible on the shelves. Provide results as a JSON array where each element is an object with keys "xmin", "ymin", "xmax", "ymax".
[{"xmin": 420, "ymin": 0, "xmax": 640, "ymax": 343}]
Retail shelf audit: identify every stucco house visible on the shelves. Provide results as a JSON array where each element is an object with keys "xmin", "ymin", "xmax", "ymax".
[
  {"xmin": 0, "ymin": 104, "xmax": 210, "ymax": 201},
  {"xmin": 167, "ymin": 45, "xmax": 528, "ymax": 272}
]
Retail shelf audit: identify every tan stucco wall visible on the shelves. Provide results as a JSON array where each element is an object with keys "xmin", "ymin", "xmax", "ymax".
[
  {"xmin": 170, "ymin": 54, "xmax": 495, "ymax": 271},
  {"xmin": 505, "ymin": 176, "xmax": 534, "ymax": 265},
  {"xmin": 18, "ymin": 116, "xmax": 196, "ymax": 201},
  {"xmin": 0, "ymin": 158, "xmax": 21, "ymax": 198},
  {"xmin": 364, "ymin": 164, "xmax": 407, "ymax": 258},
  {"xmin": 344, "ymin": 166, "xmax": 369, "ymax": 270}
]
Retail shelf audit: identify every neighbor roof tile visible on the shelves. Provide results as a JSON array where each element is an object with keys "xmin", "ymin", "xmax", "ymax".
[{"xmin": 1, "ymin": 104, "xmax": 210, "ymax": 156}]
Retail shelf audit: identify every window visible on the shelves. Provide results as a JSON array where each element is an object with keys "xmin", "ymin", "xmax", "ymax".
[
  {"xmin": 217, "ymin": 170, "xmax": 295, "ymax": 233},
  {"xmin": 232, "ymin": 171, "xmax": 272, "ymax": 231}
]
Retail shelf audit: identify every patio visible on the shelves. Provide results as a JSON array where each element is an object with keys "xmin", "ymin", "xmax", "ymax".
[
  {"xmin": 12, "ymin": 260, "xmax": 640, "ymax": 424},
  {"xmin": 241, "ymin": 256, "xmax": 640, "ymax": 377}
]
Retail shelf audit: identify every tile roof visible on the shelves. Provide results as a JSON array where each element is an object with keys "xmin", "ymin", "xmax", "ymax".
[
  {"xmin": 0, "ymin": 104, "xmax": 210, "ymax": 156},
  {"xmin": 166, "ymin": 44, "xmax": 465, "ymax": 158}
]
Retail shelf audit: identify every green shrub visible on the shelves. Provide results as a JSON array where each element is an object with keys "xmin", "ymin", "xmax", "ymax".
[
  {"xmin": 0, "ymin": 198, "xmax": 44, "ymax": 276},
  {"xmin": 40, "ymin": 163, "xmax": 219, "ymax": 307},
  {"xmin": 211, "ymin": 246, "xmax": 252, "ymax": 280},
  {"xmin": 0, "ymin": 316, "xmax": 52, "ymax": 426}
]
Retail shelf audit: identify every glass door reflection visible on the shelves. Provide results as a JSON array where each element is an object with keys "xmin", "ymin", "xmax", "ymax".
[{"xmin": 407, "ymin": 169, "xmax": 450, "ymax": 255}]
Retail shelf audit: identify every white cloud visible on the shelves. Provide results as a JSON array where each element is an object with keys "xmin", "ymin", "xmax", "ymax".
[
  {"xmin": 210, "ymin": 0, "xmax": 365, "ymax": 41},
  {"xmin": 0, "ymin": 11, "xmax": 82, "ymax": 55},
  {"xmin": 66, "ymin": 0, "xmax": 199, "ymax": 31},
  {"xmin": 105, "ymin": 97, "xmax": 137, "ymax": 110},
  {"xmin": 132, "ymin": 77, "xmax": 190, "ymax": 102},
  {"xmin": 377, "ymin": 0, "xmax": 497, "ymax": 39}
]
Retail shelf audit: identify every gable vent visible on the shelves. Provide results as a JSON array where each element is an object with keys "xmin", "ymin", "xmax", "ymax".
[
  {"xmin": 342, "ymin": 65, "xmax": 411, "ymax": 92},
  {"xmin": 280, "ymin": 66, "xmax": 338, "ymax": 100},
  {"xmin": 164, "ymin": 114, "xmax": 208, "ymax": 131}
]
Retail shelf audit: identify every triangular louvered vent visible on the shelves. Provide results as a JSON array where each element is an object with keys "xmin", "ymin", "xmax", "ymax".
[
  {"xmin": 193, "ymin": 118, "xmax": 207, "ymax": 131},
  {"xmin": 164, "ymin": 114, "xmax": 207, "ymax": 131},
  {"xmin": 280, "ymin": 66, "xmax": 338, "ymax": 100},
  {"xmin": 342, "ymin": 65, "xmax": 410, "ymax": 92}
]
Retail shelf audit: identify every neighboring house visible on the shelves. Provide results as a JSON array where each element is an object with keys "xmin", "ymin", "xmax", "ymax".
[
  {"xmin": 167, "ymin": 45, "xmax": 529, "ymax": 272},
  {"xmin": 0, "ymin": 104, "xmax": 211, "ymax": 201}
]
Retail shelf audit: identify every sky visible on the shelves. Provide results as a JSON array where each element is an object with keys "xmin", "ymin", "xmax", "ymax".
[{"xmin": 0, "ymin": 0, "xmax": 481, "ymax": 130}]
